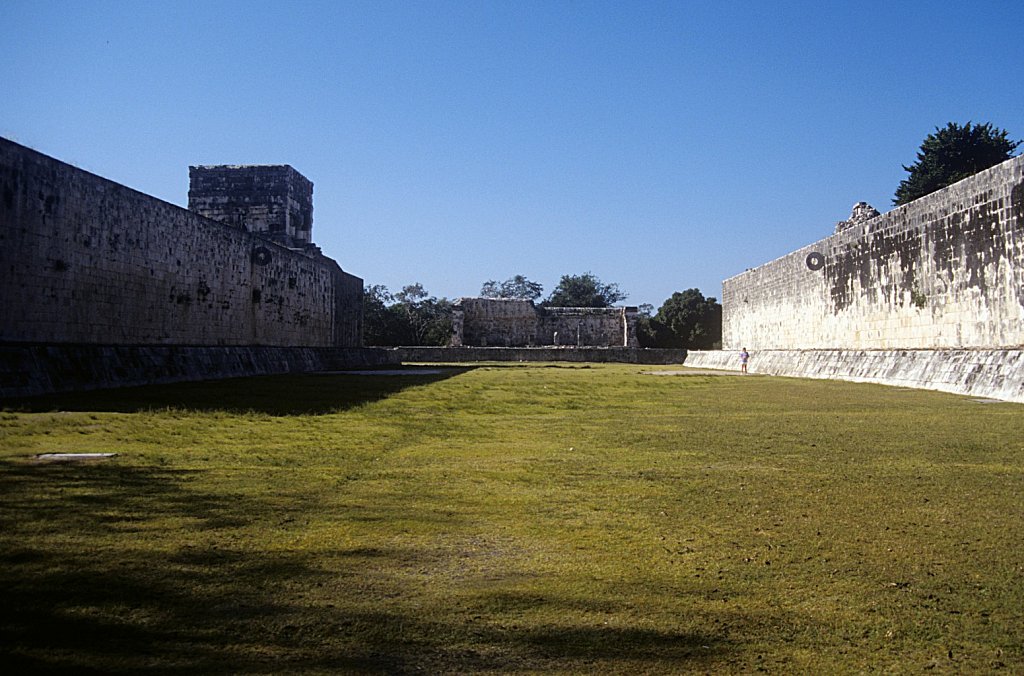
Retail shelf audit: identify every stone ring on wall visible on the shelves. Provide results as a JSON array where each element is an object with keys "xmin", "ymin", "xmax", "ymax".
[
  {"xmin": 252, "ymin": 246, "xmax": 272, "ymax": 266},
  {"xmin": 805, "ymin": 252, "xmax": 825, "ymax": 271}
]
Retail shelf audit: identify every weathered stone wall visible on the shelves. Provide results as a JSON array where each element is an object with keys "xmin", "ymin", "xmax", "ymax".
[
  {"xmin": 452, "ymin": 298, "xmax": 638, "ymax": 347},
  {"xmin": 0, "ymin": 137, "xmax": 361, "ymax": 348},
  {"xmin": 453, "ymin": 298, "xmax": 538, "ymax": 346},
  {"xmin": 723, "ymin": 155, "xmax": 1024, "ymax": 350},
  {"xmin": 538, "ymin": 307, "xmax": 637, "ymax": 347},
  {"xmin": 188, "ymin": 164, "xmax": 313, "ymax": 248}
]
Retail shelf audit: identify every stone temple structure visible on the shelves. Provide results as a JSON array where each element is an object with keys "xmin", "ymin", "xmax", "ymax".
[
  {"xmin": 834, "ymin": 201, "xmax": 881, "ymax": 233},
  {"xmin": 189, "ymin": 165, "xmax": 314, "ymax": 250}
]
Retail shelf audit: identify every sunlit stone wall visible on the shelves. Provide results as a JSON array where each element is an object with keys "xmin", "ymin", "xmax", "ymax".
[{"xmin": 723, "ymin": 155, "xmax": 1024, "ymax": 350}]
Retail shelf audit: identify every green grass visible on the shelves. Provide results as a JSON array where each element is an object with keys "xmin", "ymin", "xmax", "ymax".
[{"xmin": 1, "ymin": 364, "xmax": 1022, "ymax": 674}]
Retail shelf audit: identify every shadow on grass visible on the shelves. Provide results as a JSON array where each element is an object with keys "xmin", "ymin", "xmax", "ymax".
[
  {"xmin": 0, "ymin": 459, "xmax": 737, "ymax": 673},
  {"xmin": 4, "ymin": 367, "xmax": 472, "ymax": 416}
]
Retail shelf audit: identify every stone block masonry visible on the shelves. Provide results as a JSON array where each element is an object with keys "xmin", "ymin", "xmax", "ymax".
[
  {"xmin": 723, "ymin": 155, "xmax": 1024, "ymax": 351},
  {"xmin": 0, "ymin": 137, "xmax": 361, "ymax": 349},
  {"xmin": 452, "ymin": 298, "xmax": 539, "ymax": 346}
]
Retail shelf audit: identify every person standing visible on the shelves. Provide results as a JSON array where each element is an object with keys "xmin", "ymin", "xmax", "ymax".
[{"xmin": 739, "ymin": 347, "xmax": 749, "ymax": 374}]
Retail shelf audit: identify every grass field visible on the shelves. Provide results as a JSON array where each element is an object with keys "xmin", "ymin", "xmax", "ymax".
[{"xmin": 1, "ymin": 363, "xmax": 1022, "ymax": 674}]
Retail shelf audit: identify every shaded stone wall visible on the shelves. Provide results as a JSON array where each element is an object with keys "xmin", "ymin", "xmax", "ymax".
[
  {"xmin": 0, "ymin": 137, "xmax": 361, "ymax": 348},
  {"xmin": 0, "ymin": 345, "xmax": 397, "ymax": 399},
  {"xmin": 723, "ymin": 155, "xmax": 1024, "ymax": 350},
  {"xmin": 451, "ymin": 298, "xmax": 638, "ymax": 347},
  {"xmin": 331, "ymin": 263, "xmax": 364, "ymax": 348}
]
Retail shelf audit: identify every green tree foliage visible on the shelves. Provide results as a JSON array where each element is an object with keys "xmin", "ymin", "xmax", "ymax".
[
  {"xmin": 635, "ymin": 304, "xmax": 658, "ymax": 348},
  {"xmin": 480, "ymin": 275, "xmax": 544, "ymax": 301},
  {"xmin": 545, "ymin": 272, "xmax": 626, "ymax": 308},
  {"xmin": 393, "ymin": 284, "xmax": 453, "ymax": 346},
  {"xmin": 362, "ymin": 284, "xmax": 400, "ymax": 346},
  {"xmin": 639, "ymin": 288, "xmax": 721, "ymax": 349},
  {"xmin": 362, "ymin": 283, "xmax": 452, "ymax": 346},
  {"xmin": 894, "ymin": 122, "xmax": 1020, "ymax": 205}
]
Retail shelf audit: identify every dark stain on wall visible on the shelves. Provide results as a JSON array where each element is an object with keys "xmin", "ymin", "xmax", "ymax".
[
  {"xmin": 931, "ymin": 191, "xmax": 1005, "ymax": 293},
  {"xmin": 1012, "ymin": 180, "xmax": 1024, "ymax": 229},
  {"xmin": 825, "ymin": 180, "xmax": 1023, "ymax": 314},
  {"xmin": 826, "ymin": 224, "xmax": 921, "ymax": 312},
  {"xmin": 1012, "ymin": 180, "xmax": 1024, "ymax": 308}
]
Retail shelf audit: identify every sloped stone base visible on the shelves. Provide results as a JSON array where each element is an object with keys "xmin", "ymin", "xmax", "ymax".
[
  {"xmin": 684, "ymin": 349, "xmax": 1024, "ymax": 403},
  {"xmin": 0, "ymin": 344, "xmax": 399, "ymax": 399}
]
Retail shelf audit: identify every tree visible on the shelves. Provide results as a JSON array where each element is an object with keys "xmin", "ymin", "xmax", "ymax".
[
  {"xmin": 635, "ymin": 303, "xmax": 660, "ymax": 348},
  {"xmin": 392, "ymin": 284, "xmax": 452, "ymax": 346},
  {"xmin": 545, "ymin": 272, "xmax": 626, "ymax": 308},
  {"xmin": 362, "ymin": 283, "xmax": 453, "ymax": 346},
  {"xmin": 480, "ymin": 274, "xmax": 544, "ymax": 301},
  {"xmin": 646, "ymin": 288, "xmax": 722, "ymax": 349},
  {"xmin": 894, "ymin": 122, "xmax": 1020, "ymax": 205},
  {"xmin": 362, "ymin": 284, "xmax": 400, "ymax": 346}
]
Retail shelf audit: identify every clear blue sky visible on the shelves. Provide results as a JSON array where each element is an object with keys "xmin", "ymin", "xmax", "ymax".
[{"xmin": 4, "ymin": 0, "xmax": 1022, "ymax": 308}]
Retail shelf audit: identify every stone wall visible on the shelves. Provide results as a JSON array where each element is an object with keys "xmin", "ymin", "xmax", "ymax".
[
  {"xmin": 539, "ymin": 307, "xmax": 638, "ymax": 347},
  {"xmin": 396, "ymin": 346, "xmax": 685, "ymax": 364},
  {"xmin": 452, "ymin": 298, "xmax": 638, "ymax": 347},
  {"xmin": 330, "ymin": 263, "xmax": 364, "ymax": 348},
  {"xmin": 723, "ymin": 155, "xmax": 1024, "ymax": 350},
  {"xmin": 452, "ymin": 298, "xmax": 538, "ymax": 346},
  {"xmin": 0, "ymin": 137, "xmax": 361, "ymax": 348}
]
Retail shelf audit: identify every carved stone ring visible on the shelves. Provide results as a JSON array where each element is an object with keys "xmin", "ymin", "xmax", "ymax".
[
  {"xmin": 252, "ymin": 247, "xmax": 272, "ymax": 266},
  {"xmin": 805, "ymin": 252, "xmax": 825, "ymax": 271}
]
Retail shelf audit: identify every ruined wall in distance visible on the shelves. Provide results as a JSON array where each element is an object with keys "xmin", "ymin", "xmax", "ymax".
[
  {"xmin": 451, "ymin": 298, "xmax": 637, "ymax": 347},
  {"xmin": 538, "ymin": 307, "xmax": 637, "ymax": 347},
  {"xmin": 723, "ymin": 155, "xmax": 1024, "ymax": 350},
  {"xmin": 452, "ymin": 298, "xmax": 538, "ymax": 346}
]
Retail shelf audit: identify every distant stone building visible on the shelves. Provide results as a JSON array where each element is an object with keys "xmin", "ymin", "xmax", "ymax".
[{"xmin": 451, "ymin": 298, "xmax": 638, "ymax": 347}]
